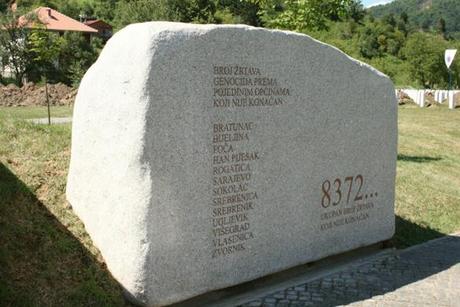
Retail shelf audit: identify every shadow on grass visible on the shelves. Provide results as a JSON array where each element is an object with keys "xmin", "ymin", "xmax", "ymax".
[
  {"xmin": 0, "ymin": 163, "xmax": 129, "ymax": 306},
  {"xmin": 1, "ymin": 162, "xmax": 457, "ymax": 307},
  {"xmin": 392, "ymin": 215, "xmax": 445, "ymax": 248},
  {"xmin": 397, "ymin": 154, "xmax": 442, "ymax": 163}
]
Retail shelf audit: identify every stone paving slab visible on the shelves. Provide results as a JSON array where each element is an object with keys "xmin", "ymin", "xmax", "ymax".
[
  {"xmin": 239, "ymin": 234, "xmax": 460, "ymax": 307},
  {"xmin": 27, "ymin": 117, "xmax": 72, "ymax": 124}
]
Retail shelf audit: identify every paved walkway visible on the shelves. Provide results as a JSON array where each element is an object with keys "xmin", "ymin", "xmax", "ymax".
[
  {"xmin": 27, "ymin": 117, "xmax": 72, "ymax": 124},
  {"xmin": 239, "ymin": 234, "xmax": 460, "ymax": 307}
]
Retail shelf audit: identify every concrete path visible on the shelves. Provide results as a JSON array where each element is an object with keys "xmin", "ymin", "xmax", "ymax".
[
  {"xmin": 238, "ymin": 234, "xmax": 460, "ymax": 307},
  {"xmin": 27, "ymin": 117, "xmax": 72, "ymax": 124}
]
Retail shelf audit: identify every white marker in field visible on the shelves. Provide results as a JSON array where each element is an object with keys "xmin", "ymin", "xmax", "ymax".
[
  {"xmin": 445, "ymin": 49, "xmax": 457, "ymax": 69},
  {"xmin": 445, "ymin": 49, "xmax": 457, "ymax": 103}
]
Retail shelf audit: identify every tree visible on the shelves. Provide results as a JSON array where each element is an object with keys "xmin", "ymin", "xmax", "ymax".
[
  {"xmin": 358, "ymin": 27, "xmax": 379, "ymax": 58},
  {"xmin": 59, "ymin": 32, "xmax": 102, "ymax": 86},
  {"xmin": 113, "ymin": 0, "xmax": 174, "ymax": 29},
  {"xmin": 381, "ymin": 13, "xmax": 396, "ymax": 27},
  {"xmin": 357, "ymin": 18, "xmax": 404, "ymax": 59},
  {"xmin": 113, "ymin": 0, "xmax": 217, "ymax": 29},
  {"xmin": 346, "ymin": 0, "xmax": 364, "ymax": 24},
  {"xmin": 401, "ymin": 32, "xmax": 447, "ymax": 88},
  {"xmin": 28, "ymin": 29, "xmax": 63, "ymax": 124},
  {"xmin": 93, "ymin": 0, "xmax": 118, "ymax": 22},
  {"xmin": 217, "ymin": 0, "xmax": 262, "ymax": 26},
  {"xmin": 437, "ymin": 18, "xmax": 446, "ymax": 38},
  {"xmin": 170, "ymin": 0, "xmax": 217, "ymax": 23},
  {"xmin": 0, "ymin": 8, "xmax": 33, "ymax": 85},
  {"xmin": 58, "ymin": 0, "xmax": 95, "ymax": 21},
  {"xmin": 0, "ymin": 0, "xmax": 9, "ymax": 13},
  {"xmin": 256, "ymin": 0, "xmax": 353, "ymax": 31},
  {"xmin": 400, "ymin": 12, "xmax": 408, "ymax": 24}
]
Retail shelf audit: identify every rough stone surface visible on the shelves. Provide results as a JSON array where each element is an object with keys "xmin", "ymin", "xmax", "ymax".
[{"xmin": 66, "ymin": 22, "xmax": 397, "ymax": 306}]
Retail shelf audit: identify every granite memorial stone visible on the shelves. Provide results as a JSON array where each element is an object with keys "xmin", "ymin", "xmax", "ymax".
[{"xmin": 66, "ymin": 22, "xmax": 397, "ymax": 306}]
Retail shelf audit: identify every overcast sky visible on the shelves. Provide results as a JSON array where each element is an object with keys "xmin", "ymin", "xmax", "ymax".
[{"xmin": 362, "ymin": 0, "xmax": 394, "ymax": 8}]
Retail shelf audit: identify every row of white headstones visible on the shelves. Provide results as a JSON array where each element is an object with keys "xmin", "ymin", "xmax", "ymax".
[{"xmin": 396, "ymin": 89, "xmax": 459, "ymax": 109}]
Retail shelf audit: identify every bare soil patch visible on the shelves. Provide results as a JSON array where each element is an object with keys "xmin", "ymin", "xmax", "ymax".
[{"xmin": 0, "ymin": 82, "xmax": 76, "ymax": 107}]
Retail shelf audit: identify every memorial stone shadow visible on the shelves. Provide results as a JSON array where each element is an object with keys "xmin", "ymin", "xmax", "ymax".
[
  {"xmin": 0, "ymin": 163, "xmax": 132, "ymax": 306},
  {"xmin": 1, "ymin": 162, "xmax": 458, "ymax": 307}
]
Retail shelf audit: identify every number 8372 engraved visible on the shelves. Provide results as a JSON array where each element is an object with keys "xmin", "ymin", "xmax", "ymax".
[{"xmin": 321, "ymin": 175, "xmax": 365, "ymax": 208}]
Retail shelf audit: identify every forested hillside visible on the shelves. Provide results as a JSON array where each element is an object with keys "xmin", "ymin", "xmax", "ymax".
[
  {"xmin": 1, "ymin": 0, "xmax": 459, "ymax": 89},
  {"xmin": 370, "ymin": 0, "xmax": 460, "ymax": 39}
]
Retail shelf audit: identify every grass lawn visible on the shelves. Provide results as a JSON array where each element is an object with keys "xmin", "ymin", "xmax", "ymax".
[
  {"xmin": 0, "ymin": 106, "xmax": 73, "ymax": 120},
  {"xmin": 0, "ymin": 108, "xmax": 128, "ymax": 306},
  {"xmin": 395, "ymin": 104, "xmax": 460, "ymax": 246},
  {"xmin": 0, "ymin": 105, "xmax": 459, "ymax": 305}
]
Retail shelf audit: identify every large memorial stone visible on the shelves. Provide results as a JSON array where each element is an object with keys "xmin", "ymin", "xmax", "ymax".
[{"xmin": 67, "ymin": 22, "xmax": 397, "ymax": 306}]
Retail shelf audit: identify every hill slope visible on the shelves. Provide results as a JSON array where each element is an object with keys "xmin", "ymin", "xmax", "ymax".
[{"xmin": 369, "ymin": 0, "xmax": 460, "ymax": 38}]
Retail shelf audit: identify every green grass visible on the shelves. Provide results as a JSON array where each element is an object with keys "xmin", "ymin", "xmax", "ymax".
[
  {"xmin": 0, "ymin": 114, "xmax": 129, "ymax": 306},
  {"xmin": 0, "ymin": 106, "xmax": 73, "ymax": 120},
  {"xmin": 394, "ymin": 105, "xmax": 460, "ymax": 247},
  {"xmin": 0, "ymin": 105, "xmax": 459, "ymax": 305}
]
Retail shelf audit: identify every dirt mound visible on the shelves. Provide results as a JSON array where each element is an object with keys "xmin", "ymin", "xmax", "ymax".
[
  {"xmin": 0, "ymin": 82, "xmax": 76, "ymax": 107},
  {"xmin": 424, "ymin": 91, "xmax": 438, "ymax": 107},
  {"xmin": 396, "ymin": 90, "xmax": 416, "ymax": 105}
]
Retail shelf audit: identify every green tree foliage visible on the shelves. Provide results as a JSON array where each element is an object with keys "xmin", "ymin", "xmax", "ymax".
[
  {"xmin": 28, "ymin": 30, "xmax": 63, "ymax": 76},
  {"xmin": 0, "ymin": 0, "xmax": 9, "ymax": 12},
  {"xmin": 27, "ymin": 31, "xmax": 101, "ymax": 85},
  {"xmin": 0, "ymin": 8, "xmax": 34, "ymax": 85},
  {"xmin": 112, "ymin": 0, "xmax": 217, "ymax": 29},
  {"xmin": 303, "ymin": 7, "xmax": 459, "ymax": 89},
  {"xmin": 2, "ymin": 0, "xmax": 459, "ymax": 89},
  {"xmin": 28, "ymin": 29, "xmax": 63, "ymax": 122},
  {"xmin": 0, "ymin": 1, "xmax": 102, "ymax": 86},
  {"xmin": 401, "ymin": 32, "xmax": 458, "ymax": 88},
  {"xmin": 112, "ymin": 0, "xmax": 173, "ymax": 29},
  {"xmin": 59, "ymin": 32, "xmax": 102, "ymax": 86},
  {"xmin": 346, "ymin": 0, "xmax": 365, "ymax": 23},
  {"xmin": 437, "ymin": 17, "xmax": 446, "ymax": 38},
  {"xmin": 255, "ymin": 0, "xmax": 353, "ymax": 31},
  {"xmin": 92, "ymin": 0, "xmax": 118, "ymax": 22},
  {"xmin": 357, "ymin": 16, "xmax": 405, "ymax": 58},
  {"xmin": 216, "ymin": 0, "xmax": 262, "ymax": 26},
  {"xmin": 370, "ymin": 0, "xmax": 460, "ymax": 39},
  {"xmin": 171, "ymin": 0, "xmax": 217, "ymax": 23},
  {"xmin": 58, "ymin": 1, "xmax": 95, "ymax": 20}
]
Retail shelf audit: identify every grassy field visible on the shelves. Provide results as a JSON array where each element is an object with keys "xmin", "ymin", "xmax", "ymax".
[
  {"xmin": 394, "ymin": 104, "xmax": 460, "ymax": 246},
  {"xmin": 0, "ymin": 105, "xmax": 459, "ymax": 305},
  {"xmin": 0, "ymin": 106, "xmax": 73, "ymax": 119},
  {"xmin": 0, "ymin": 107, "xmax": 128, "ymax": 306}
]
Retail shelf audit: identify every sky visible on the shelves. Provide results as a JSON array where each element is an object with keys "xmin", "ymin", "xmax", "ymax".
[{"xmin": 362, "ymin": 0, "xmax": 395, "ymax": 8}]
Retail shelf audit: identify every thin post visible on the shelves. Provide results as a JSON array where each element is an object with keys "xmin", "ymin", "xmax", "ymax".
[
  {"xmin": 448, "ymin": 69, "xmax": 452, "ymax": 91},
  {"xmin": 45, "ymin": 77, "xmax": 51, "ymax": 125}
]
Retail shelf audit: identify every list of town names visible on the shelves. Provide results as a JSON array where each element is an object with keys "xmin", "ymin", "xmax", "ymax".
[{"xmin": 210, "ymin": 64, "xmax": 290, "ymax": 258}]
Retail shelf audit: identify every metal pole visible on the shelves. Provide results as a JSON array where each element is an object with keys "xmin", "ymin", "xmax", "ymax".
[
  {"xmin": 45, "ymin": 78, "xmax": 51, "ymax": 125},
  {"xmin": 448, "ymin": 69, "xmax": 452, "ymax": 91}
]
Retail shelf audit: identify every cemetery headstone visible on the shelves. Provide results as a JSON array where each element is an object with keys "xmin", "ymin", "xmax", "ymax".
[
  {"xmin": 67, "ymin": 22, "xmax": 397, "ymax": 306},
  {"xmin": 448, "ymin": 91, "xmax": 455, "ymax": 109}
]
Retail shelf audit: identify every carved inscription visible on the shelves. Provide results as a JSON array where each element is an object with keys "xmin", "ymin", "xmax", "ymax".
[
  {"xmin": 211, "ymin": 121, "xmax": 258, "ymax": 258},
  {"xmin": 211, "ymin": 64, "xmax": 290, "ymax": 258},
  {"xmin": 213, "ymin": 65, "xmax": 291, "ymax": 108},
  {"xmin": 319, "ymin": 175, "xmax": 379, "ymax": 231}
]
